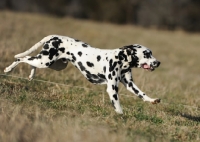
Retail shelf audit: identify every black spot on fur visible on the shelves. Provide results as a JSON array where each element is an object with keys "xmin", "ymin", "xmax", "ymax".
[
  {"xmin": 78, "ymin": 62, "xmax": 86, "ymax": 71},
  {"xmin": 87, "ymin": 78, "xmax": 105, "ymax": 84},
  {"xmin": 121, "ymin": 68, "xmax": 130, "ymax": 74},
  {"xmin": 86, "ymin": 72, "xmax": 99, "ymax": 79},
  {"xmin": 75, "ymin": 39, "xmax": 80, "ymax": 42},
  {"xmin": 112, "ymin": 71, "xmax": 116, "ymax": 76},
  {"xmin": 97, "ymin": 55, "xmax": 101, "ymax": 62},
  {"xmin": 98, "ymin": 73, "xmax": 106, "ymax": 80},
  {"xmin": 52, "ymin": 41, "xmax": 59, "ymax": 48},
  {"xmin": 112, "ymin": 85, "xmax": 115, "ymax": 90},
  {"xmin": 118, "ymin": 61, "xmax": 122, "ymax": 64},
  {"xmin": 124, "ymin": 78, "xmax": 128, "ymax": 84},
  {"xmin": 143, "ymin": 50, "xmax": 152, "ymax": 59},
  {"xmin": 129, "ymin": 56, "xmax": 139, "ymax": 68},
  {"xmin": 115, "ymin": 86, "xmax": 118, "ymax": 92},
  {"xmin": 71, "ymin": 53, "xmax": 76, "ymax": 61},
  {"xmin": 40, "ymin": 50, "xmax": 49, "ymax": 55},
  {"xmin": 28, "ymin": 57, "xmax": 38, "ymax": 61},
  {"xmin": 58, "ymin": 47, "xmax": 65, "ymax": 53},
  {"xmin": 118, "ymin": 50, "xmax": 129, "ymax": 62},
  {"xmin": 51, "ymin": 37, "xmax": 59, "ymax": 40},
  {"xmin": 82, "ymin": 43, "xmax": 88, "ymax": 47},
  {"xmin": 50, "ymin": 37, "xmax": 62, "ymax": 49},
  {"xmin": 113, "ymin": 94, "xmax": 118, "ymax": 100},
  {"xmin": 132, "ymin": 87, "xmax": 139, "ymax": 94},
  {"xmin": 108, "ymin": 74, "xmax": 112, "ymax": 79},
  {"xmin": 109, "ymin": 59, "xmax": 117, "ymax": 72},
  {"xmin": 43, "ymin": 44, "xmax": 49, "ymax": 49},
  {"xmin": 66, "ymin": 52, "xmax": 70, "ymax": 55},
  {"xmin": 85, "ymin": 71, "xmax": 105, "ymax": 84},
  {"xmin": 86, "ymin": 62, "xmax": 94, "ymax": 67},
  {"xmin": 78, "ymin": 52, "xmax": 82, "ymax": 57},
  {"xmin": 45, "ymin": 62, "xmax": 49, "ymax": 66},
  {"xmin": 126, "ymin": 49, "xmax": 132, "ymax": 56},
  {"xmin": 49, "ymin": 48, "xmax": 58, "ymax": 60},
  {"xmin": 118, "ymin": 51, "xmax": 125, "ymax": 60},
  {"xmin": 37, "ymin": 55, "xmax": 42, "ymax": 59},
  {"xmin": 103, "ymin": 66, "xmax": 106, "ymax": 73},
  {"xmin": 128, "ymin": 82, "xmax": 133, "ymax": 87}
]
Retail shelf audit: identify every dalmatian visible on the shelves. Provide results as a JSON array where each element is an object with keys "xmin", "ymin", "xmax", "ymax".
[{"xmin": 4, "ymin": 35, "xmax": 161, "ymax": 114}]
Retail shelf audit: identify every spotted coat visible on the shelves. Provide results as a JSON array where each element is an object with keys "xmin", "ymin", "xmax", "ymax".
[{"xmin": 4, "ymin": 35, "xmax": 161, "ymax": 114}]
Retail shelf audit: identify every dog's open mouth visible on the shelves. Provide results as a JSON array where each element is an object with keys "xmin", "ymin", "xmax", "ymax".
[{"xmin": 141, "ymin": 63, "xmax": 154, "ymax": 71}]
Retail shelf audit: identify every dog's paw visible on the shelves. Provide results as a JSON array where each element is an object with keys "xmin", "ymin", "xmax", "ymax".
[
  {"xmin": 29, "ymin": 73, "xmax": 34, "ymax": 81},
  {"xmin": 4, "ymin": 67, "xmax": 12, "ymax": 73},
  {"xmin": 115, "ymin": 106, "xmax": 123, "ymax": 114},
  {"xmin": 28, "ymin": 76, "xmax": 33, "ymax": 81},
  {"xmin": 151, "ymin": 98, "xmax": 161, "ymax": 104},
  {"xmin": 115, "ymin": 109, "xmax": 123, "ymax": 114}
]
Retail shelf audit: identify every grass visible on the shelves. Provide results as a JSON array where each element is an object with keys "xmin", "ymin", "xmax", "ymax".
[{"xmin": 0, "ymin": 11, "xmax": 200, "ymax": 141}]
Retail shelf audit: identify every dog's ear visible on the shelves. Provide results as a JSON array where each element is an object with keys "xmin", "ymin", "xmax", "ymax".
[
  {"xmin": 120, "ymin": 45, "xmax": 134, "ymax": 50},
  {"xmin": 120, "ymin": 45, "xmax": 135, "ymax": 56},
  {"xmin": 118, "ymin": 45, "xmax": 134, "ymax": 62}
]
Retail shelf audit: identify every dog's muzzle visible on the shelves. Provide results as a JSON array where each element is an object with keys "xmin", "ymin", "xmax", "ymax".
[
  {"xmin": 141, "ymin": 61, "xmax": 160, "ymax": 71},
  {"xmin": 153, "ymin": 61, "xmax": 161, "ymax": 68},
  {"xmin": 150, "ymin": 61, "xmax": 161, "ymax": 71}
]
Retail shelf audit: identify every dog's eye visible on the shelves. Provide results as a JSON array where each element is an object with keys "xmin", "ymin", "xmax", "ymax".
[{"xmin": 143, "ymin": 50, "xmax": 152, "ymax": 58}]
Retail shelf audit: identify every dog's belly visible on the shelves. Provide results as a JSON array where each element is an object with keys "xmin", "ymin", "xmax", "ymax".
[
  {"xmin": 84, "ymin": 73, "xmax": 107, "ymax": 84},
  {"xmin": 71, "ymin": 59, "xmax": 107, "ymax": 84},
  {"xmin": 76, "ymin": 67, "xmax": 107, "ymax": 84}
]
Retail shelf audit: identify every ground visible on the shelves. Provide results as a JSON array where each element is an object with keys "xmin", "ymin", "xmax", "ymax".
[{"xmin": 0, "ymin": 11, "xmax": 200, "ymax": 142}]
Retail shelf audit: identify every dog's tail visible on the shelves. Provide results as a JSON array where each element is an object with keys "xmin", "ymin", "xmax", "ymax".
[{"xmin": 14, "ymin": 36, "xmax": 51, "ymax": 58}]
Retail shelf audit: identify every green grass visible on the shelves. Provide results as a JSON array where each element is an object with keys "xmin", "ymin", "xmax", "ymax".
[{"xmin": 0, "ymin": 11, "xmax": 200, "ymax": 142}]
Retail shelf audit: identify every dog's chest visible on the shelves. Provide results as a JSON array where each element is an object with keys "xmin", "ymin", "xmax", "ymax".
[{"xmin": 70, "ymin": 48, "xmax": 111, "ymax": 84}]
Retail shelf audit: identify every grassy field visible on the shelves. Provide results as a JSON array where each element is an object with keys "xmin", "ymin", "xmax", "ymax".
[{"xmin": 0, "ymin": 11, "xmax": 200, "ymax": 142}]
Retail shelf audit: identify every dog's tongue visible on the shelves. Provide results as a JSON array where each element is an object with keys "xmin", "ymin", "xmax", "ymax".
[{"xmin": 143, "ymin": 64, "xmax": 150, "ymax": 69}]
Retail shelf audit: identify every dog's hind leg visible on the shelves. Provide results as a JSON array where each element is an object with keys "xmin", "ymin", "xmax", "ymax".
[
  {"xmin": 4, "ymin": 56, "xmax": 50, "ymax": 74},
  {"xmin": 29, "ymin": 66, "xmax": 36, "ymax": 81},
  {"xmin": 4, "ymin": 58, "xmax": 21, "ymax": 73}
]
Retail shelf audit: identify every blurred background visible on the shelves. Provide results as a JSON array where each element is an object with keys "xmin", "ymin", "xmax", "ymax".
[{"xmin": 1, "ymin": 0, "xmax": 200, "ymax": 32}]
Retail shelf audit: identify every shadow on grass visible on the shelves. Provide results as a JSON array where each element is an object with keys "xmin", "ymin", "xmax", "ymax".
[{"xmin": 181, "ymin": 113, "xmax": 200, "ymax": 122}]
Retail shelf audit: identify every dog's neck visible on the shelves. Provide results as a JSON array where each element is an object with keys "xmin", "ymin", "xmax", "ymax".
[{"xmin": 117, "ymin": 49, "xmax": 139, "ymax": 69}]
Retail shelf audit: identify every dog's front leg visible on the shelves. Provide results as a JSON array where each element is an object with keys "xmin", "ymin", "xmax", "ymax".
[{"xmin": 121, "ymin": 70, "xmax": 160, "ymax": 104}]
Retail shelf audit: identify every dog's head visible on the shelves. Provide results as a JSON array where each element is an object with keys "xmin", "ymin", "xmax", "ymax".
[{"xmin": 120, "ymin": 44, "xmax": 160, "ymax": 71}]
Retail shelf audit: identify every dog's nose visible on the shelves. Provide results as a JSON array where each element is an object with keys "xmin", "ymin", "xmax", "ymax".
[
  {"xmin": 153, "ymin": 61, "xmax": 161, "ymax": 67},
  {"xmin": 156, "ymin": 61, "xmax": 160, "ymax": 67}
]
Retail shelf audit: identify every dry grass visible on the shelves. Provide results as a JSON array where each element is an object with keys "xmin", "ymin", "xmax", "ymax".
[{"xmin": 0, "ymin": 11, "xmax": 200, "ymax": 142}]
